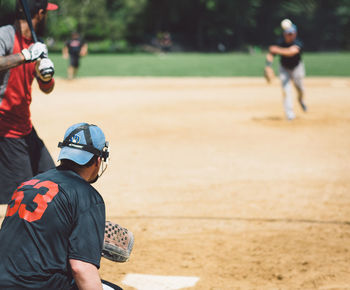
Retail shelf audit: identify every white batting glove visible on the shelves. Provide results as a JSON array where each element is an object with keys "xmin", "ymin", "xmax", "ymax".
[
  {"xmin": 22, "ymin": 42, "xmax": 48, "ymax": 62},
  {"xmin": 35, "ymin": 58, "xmax": 54, "ymax": 82}
]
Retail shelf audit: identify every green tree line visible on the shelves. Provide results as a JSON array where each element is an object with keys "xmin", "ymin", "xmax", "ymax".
[{"xmin": 1, "ymin": 0, "xmax": 350, "ymax": 51}]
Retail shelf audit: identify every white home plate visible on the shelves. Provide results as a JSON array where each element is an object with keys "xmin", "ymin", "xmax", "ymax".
[
  {"xmin": 122, "ymin": 274, "xmax": 200, "ymax": 290},
  {"xmin": 102, "ymin": 284, "xmax": 114, "ymax": 290}
]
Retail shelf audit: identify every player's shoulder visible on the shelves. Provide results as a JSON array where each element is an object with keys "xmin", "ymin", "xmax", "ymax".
[
  {"xmin": 35, "ymin": 168, "xmax": 104, "ymax": 211},
  {"xmin": 55, "ymin": 167, "xmax": 103, "ymax": 202},
  {"xmin": 0, "ymin": 25, "xmax": 15, "ymax": 33},
  {"xmin": 65, "ymin": 39, "xmax": 72, "ymax": 46},
  {"xmin": 0, "ymin": 25, "xmax": 15, "ymax": 41},
  {"xmin": 35, "ymin": 167, "xmax": 90, "ymax": 193}
]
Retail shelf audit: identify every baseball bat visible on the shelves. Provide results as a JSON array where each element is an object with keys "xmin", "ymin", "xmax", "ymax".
[
  {"xmin": 19, "ymin": 0, "xmax": 38, "ymax": 43},
  {"xmin": 19, "ymin": 0, "xmax": 53, "ymax": 80}
]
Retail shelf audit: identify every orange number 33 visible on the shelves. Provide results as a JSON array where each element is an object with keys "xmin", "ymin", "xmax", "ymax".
[{"xmin": 6, "ymin": 179, "xmax": 59, "ymax": 222}]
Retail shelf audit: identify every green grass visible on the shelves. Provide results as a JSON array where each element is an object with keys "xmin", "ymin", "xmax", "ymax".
[{"xmin": 50, "ymin": 52, "xmax": 350, "ymax": 78}]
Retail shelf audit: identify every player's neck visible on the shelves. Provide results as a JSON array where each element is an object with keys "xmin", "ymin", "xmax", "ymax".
[
  {"xmin": 59, "ymin": 162, "xmax": 98, "ymax": 183},
  {"xmin": 77, "ymin": 168, "xmax": 94, "ymax": 183},
  {"xmin": 16, "ymin": 19, "xmax": 37, "ymax": 40}
]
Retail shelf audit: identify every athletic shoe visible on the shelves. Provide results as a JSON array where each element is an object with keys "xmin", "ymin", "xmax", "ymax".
[
  {"xmin": 299, "ymin": 101, "xmax": 307, "ymax": 112},
  {"xmin": 286, "ymin": 111, "xmax": 296, "ymax": 121}
]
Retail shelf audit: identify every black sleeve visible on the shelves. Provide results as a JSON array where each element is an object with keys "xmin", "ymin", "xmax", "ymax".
[{"xmin": 68, "ymin": 203, "xmax": 105, "ymax": 268}]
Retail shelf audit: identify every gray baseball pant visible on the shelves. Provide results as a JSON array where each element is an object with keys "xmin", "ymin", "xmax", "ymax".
[{"xmin": 279, "ymin": 62, "xmax": 305, "ymax": 120}]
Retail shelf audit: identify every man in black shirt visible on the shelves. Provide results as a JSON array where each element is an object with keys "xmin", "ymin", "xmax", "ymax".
[
  {"xmin": 266, "ymin": 21, "xmax": 307, "ymax": 120},
  {"xmin": 62, "ymin": 32, "xmax": 88, "ymax": 79},
  {"xmin": 0, "ymin": 123, "xmax": 118, "ymax": 289}
]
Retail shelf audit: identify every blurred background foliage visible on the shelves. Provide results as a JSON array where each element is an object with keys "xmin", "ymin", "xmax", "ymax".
[{"xmin": 1, "ymin": 0, "xmax": 349, "ymax": 52}]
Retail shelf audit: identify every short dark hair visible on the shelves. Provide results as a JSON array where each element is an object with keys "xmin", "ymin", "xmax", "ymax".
[
  {"xmin": 15, "ymin": 0, "xmax": 48, "ymax": 19},
  {"xmin": 60, "ymin": 155, "xmax": 98, "ymax": 171}
]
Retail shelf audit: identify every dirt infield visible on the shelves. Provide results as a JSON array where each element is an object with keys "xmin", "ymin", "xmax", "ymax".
[{"xmin": 2, "ymin": 77, "xmax": 350, "ymax": 289}]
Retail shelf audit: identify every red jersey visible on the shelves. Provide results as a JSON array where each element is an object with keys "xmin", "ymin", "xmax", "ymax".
[{"xmin": 0, "ymin": 25, "xmax": 54, "ymax": 138}]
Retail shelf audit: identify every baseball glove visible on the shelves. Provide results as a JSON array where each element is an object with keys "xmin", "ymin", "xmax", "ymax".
[
  {"xmin": 264, "ymin": 66, "xmax": 275, "ymax": 83},
  {"xmin": 102, "ymin": 221, "xmax": 134, "ymax": 263}
]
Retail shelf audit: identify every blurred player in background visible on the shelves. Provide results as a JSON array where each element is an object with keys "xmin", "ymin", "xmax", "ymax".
[
  {"xmin": 62, "ymin": 32, "xmax": 88, "ymax": 80},
  {"xmin": 0, "ymin": 123, "xmax": 122, "ymax": 289},
  {"xmin": 160, "ymin": 31, "xmax": 172, "ymax": 53},
  {"xmin": 266, "ymin": 19, "xmax": 307, "ymax": 121},
  {"xmin": 0, "ymin": 0, "xmax": 57, "ymax": 204}
]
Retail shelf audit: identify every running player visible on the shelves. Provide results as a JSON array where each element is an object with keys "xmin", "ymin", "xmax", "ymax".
[
  {"xmin": 265, "ymin": 21, "xmax": 307, "ymax": 120},
  {"xmin": 0, "ymin": 0, "xmax": 58, "ymax": 204},
  {"xmin": 62, "ymin": 32, "xmax": 88, "ymax": 80},
  {"xmin": 0, "ymin": 123, "xmax": 120, "ymax": 289}
]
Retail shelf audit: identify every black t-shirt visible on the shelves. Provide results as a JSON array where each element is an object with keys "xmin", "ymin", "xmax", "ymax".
[
  {"xmin": 276, "ymin": 37, "xmax": 303, "ymax": 69},
  {"xmin": 0, "ymin": 167, "xmax": 105, "ymax": 289},
  {"xmin": 66, "ymin": 38, "xmax": 85, "ymax": 57}
]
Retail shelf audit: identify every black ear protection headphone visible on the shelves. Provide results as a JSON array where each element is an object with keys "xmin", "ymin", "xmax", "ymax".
[{"xmin": 58, "ymin": 124, "xmax": 109, "ymax": 162}]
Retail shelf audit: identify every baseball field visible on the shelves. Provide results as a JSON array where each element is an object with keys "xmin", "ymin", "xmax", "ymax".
[
  {"xmin": 0, "ymin": 75, "xmax": 349, "ymax": 289},
  {"xmin": 34, "ymin": 75, "xmax": 350, "ymax": 289},
  {"xmin": 49, "ymin": 52, "xmax": 350, "ymax": 77}
]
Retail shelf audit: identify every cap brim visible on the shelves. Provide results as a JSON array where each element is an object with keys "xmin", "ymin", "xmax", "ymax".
[
  {"xmin": 47, "ymin": 3, "xmax": 58, "ymax": 11},
  {"xmin": 58, "ymin": 147, "xmax": 94, "ymax": 165}
]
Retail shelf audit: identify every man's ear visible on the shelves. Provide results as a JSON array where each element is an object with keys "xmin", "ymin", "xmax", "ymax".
[
  {"xmin": 37, "ymin": 9, "xmax": 46, "ymax": 20},
  {"xmin": 32, "ymin": 9, "xmax": 44, "ymax": 22}
]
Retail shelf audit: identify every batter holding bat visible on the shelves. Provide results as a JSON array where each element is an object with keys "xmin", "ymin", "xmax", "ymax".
[
  {"xmin": 0, "ymin": 0, "xmax": 57, "ymax": 205},
  {"xmin": 0, "ymin": 123, "xmax": 134, "ymax": 289},
  {"xmin": 265, "ymin": 19, "xmax": 307, "ymax": 121}
]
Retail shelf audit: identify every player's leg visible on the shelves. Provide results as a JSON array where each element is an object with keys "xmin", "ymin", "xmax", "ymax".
[
  {"xmin": 72, "ymin": 57, "xmax": 80, "ymax": 78},
  {"xmin": 68, "ymin": 55, "xmax": 77, "ymax": 79},
  {"xmin": 292, "ymin": 62, "xmax": 307, "ymax": 112},
  {"xmin": 68, "ymin": 65, "xmax": 74, "ymax": 80},
  {"xmin": 279, "ymin": 65, "xmax": 295, "ymax": 120},
  {"xmin": 26, "ymin": 127, "xmax": 55, "ymax": 176},
  {"xmin": 0, "ymin": 137, "xmax": 33, "ymax": 204},
  {"xmin": 72, "ymin": 67, "xmax": 78, "ymax": 78}
]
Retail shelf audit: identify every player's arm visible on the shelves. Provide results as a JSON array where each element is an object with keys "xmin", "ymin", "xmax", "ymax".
[
  {"xmin": 37, "ymin": 77, "xmax": 55, "ymax": 94},
  {"xmin": 80, "ymin": 43, "xmax": 88, "ymax": 57},
  {"xmin": 36, "ymin": 58, "xmax": 55, "ymax": 94},
  {"xmin": 264, "ymin": 52, "xmax": 275, "ymax": 83},
  {"xmin": 265, "ymin": 52, "xmax": 274, "ymax": 65},
  {"xmin": 62, "ymin": 45, "xmax": 69, "ymax": 59},
  {"xmin": 69, "ymin": 259, "xmax": 103, "ymax": 290},
  {"xmin": 269, "ymin": 45, "xmax": 300, "ymax": 57},
  {"xmin": 0, "ymin": 53, "xmax": 26, "ymax": 72},
  {"xmin": 0, "ymin": 42, "xmax": 48, "ymax": 72}
]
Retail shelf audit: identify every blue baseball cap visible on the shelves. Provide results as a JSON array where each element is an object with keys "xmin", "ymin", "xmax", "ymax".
[
  {"xmin": 284, "ymin": 24, "xmax": 297, "ymax": 34},
  {"xmin": 58, "ymin": 123, "xmax": 107, "ymax": 165}
]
